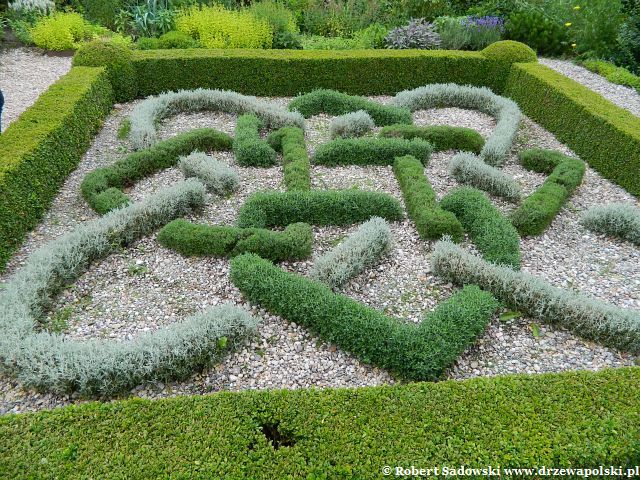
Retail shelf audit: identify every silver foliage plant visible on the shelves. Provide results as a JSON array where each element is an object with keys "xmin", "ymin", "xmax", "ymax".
[
  {"xmin": 8, "ymin": 0, "xmax": 54, "ymax": 13},
  {"xmin": 310, "ymin": 217, "xmax": 393, "ymax": 289},
  {"xmin": 393, "ymin": 83, "xmax": 521, "ymax": 166},
  {"xmin": 450, "ymin": 152, "xmax": 522, "ymax": 201},
  {"xmin": 581, "ymin": 203, "xmax": 640, "ymax": 246},
  {"xmin": 129, "ymin": 89, "xmax": 306, "ymax": 150},
  {"xmin": 329, "ymin": 110, "xmax": 375, "ymax": 139},
  {"xmin": 179, "ymin": 151, "xmax": 239, "ymax": 196},
  {"xmin": 0, "ymin": 180, "xmax": 258, "ymax": 396},
  {"xmin": 384, "ymin": 19, "xmax": 441, "ymax": 50},
  {"xmin": 431, "ymin": 239, "xmax": 640, "ymax": 354}
]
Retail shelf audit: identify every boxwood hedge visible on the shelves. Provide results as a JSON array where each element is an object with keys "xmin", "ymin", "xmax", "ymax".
[
  {"xmin": 267, "ymin": 127, "xmax": 311, "ymax": 191},
  {"xmin": 379, "ymin": 124, "xmax": 485, "ymax": 154},
  {"xmin": 313, "ymin": 137, "xmax": 433, "ymax": 167}
]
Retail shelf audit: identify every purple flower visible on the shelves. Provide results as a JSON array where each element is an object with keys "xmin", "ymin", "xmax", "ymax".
[{"xmin": 461, "ymin": 15, "xmax": 505, "ymax": 33}]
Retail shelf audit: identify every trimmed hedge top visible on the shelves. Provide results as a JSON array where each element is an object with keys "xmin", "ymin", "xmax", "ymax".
[{"xmin": 482, "ymin": 40, "xmax": 537, "ymax": 64}]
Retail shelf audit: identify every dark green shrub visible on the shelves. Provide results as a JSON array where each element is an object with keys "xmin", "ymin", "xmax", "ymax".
[
  {"xmin": 267, "ymin": 127, "xmax": 310, "ymax": 191},
  {"xmin": 137, "ymin": 37, "xmax": 161, "ymax": 50},
  {"xmin": 236, "ymin": 190, "xmax": 404, "ymax": 228},
  {"xmin": 441, "ymin": 187, "xmax": 521, "ymax": 269},
  {"xmin": 233, "ymin": 114, "xmax": 277, "ymax": 167},
  {"xmin": 313, "ymin": 137, "xmax": 433, "ymax": 166},
  {"xmin": 481, "ymin": 40, "xmax": 537, "ymax": 63},
  {"xmin": 511, "ymin": 150, "xmax": 586, "ymax": 236},
  {"xmin": 158, "ymin": 31, "xmax": 201, "ymax": 49},
  {"xmin": 81, "ymin": 129, "xmax": 232, "ymax": 214},
  {"xmin": 505, "ymin": 10, "xmax": 569, "ymax": 56},
  {"xmin": 73, "ymin": 39, "xmax": 137, "ymax": 102},
  {"xmin": 393, "ymin": 155, "xmax": 463, "ymax": 242},
  {"xmin": 230, "ymin": 253, "xmax": 498, "ymax": 380},
  {"xmin": 157, "ymin": 220, "xmax": 313, "ymax": 262},
  {"xmin": 380, "ymin": 124, "xmax": 484, "ymax": 154},
  {"xmin": 288, "ymin": 89, "xmax": 413, "ymax": 126},
  {"xmin": 74, "ymin": 0, "xmax": 124, "ymax": 30},
  {"xmin": 518, "ymin": 147, "xmax": 567, "ymax": 174}
]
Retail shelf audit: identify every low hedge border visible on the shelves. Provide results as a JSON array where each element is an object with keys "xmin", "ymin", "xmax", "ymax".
[
  {"xmin": 2, "ymin": 368, "xmax": 640, "ymax": 477},
  {"xmin": 393, "ymin": 155, "xmax": 464, "ymax": 242},
  {"xmin": 233, "ymin": 114, "xmax": 277, "ymax": 167},
  {"xmin": 81, "ymin": 129, "xmax": 232, "ymax": 214},
  {"xmin": 157, "ymin": 219, "xmax": 313, "ymax": 262},
  {"xmin": 0, "ymin": 66, "xmax": 113, "ymax": 271},
  {"xmin": 441, "ymin": 187, "xmax": 521, "ymax": 269},
  {"xmin": 312, "ymin": 137, "xmax": 433, "ymax": 167},
  {"xmin": 511, "ymin": 149, "xmax": 586, "ymax": 236},
  {"xmin": 380, "ymin": 124, "xmax": 485, "ymax": 154},
  {"xmin": 231, "ymin": 253, "xmax": 498, "ymax": 381},
  {"xmin": 236, "ymin": 190, "xmax": 404, "ymax": 229},
  {"xmin": 266, "ymin": 126, "xmax": 311, "ymax": 191},
  {"xmin": 581, "ymin": 203, "xmax": 640, "ymax": 246}
]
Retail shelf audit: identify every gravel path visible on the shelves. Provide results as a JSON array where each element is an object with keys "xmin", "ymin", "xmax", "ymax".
[
  {"xmin": 0, "ymin": 48, "xmax": 72, "ymax": 131},
  {"xmin": 1, "ymin": 96, "xmax": 638, "ymax": 414},
  {"xmin": 540, "ymin": 57, "xmax": 640, "ymax": 117}
]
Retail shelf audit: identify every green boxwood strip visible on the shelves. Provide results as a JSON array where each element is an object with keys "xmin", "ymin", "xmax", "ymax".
[
  {"xmin": 511, "ymin": 152, "xmax": 586, "ymax": 236},
  {"xmin": 441, "ymin": 187, "xmax": 521, "ymax": 269},
  {"xmin": 432, "ymin": 239, "xmax": 640, "ymax": 354},
  {"xmin": 393, "ymin": 155, "xmax": 463, "ymax": 242},
  {"xmin": 233, "ymin": 114, "xmax": 277, "ymax": 167},
  {"xmin": 288, "ymin": 88, "xmax": 413, "ymax": 126},
  {"xmin": 3, "ymin": 368, "xmax": 640, "ymax": 477},
  {"xmin": 231, "ymin": 253, "xmax": 498, "ymax": 380},
  {"xmin": 313, "ymin": 137, "xmax": 433, "ymax": 167},
  {"xmin": 380, "ymin": 124, "xmax": 485, "ymax": 154},
  {"xmin": 81, "ymin": 128, "xmax": 232, "ymax": 215},
  {"xmin": 518, "ymin": 148, "xmax": 568, "ymax": 174},
  {"xmin": 0, "ymin": 67, "xmax": 113, "ymax": 271},
  {"xmin": 267, "ymin": 127, "xmax": 311, "ymax": 191},
  {"xmin": 157, "ymin": 219, "xmax": 313, "ymax": 262},
  {"xmin": 236, "ymin": 190, "xmax": 404, "ymax": 229}
]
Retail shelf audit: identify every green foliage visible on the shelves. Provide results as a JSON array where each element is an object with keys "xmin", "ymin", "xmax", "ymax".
[
  {"xmin": 73, "ymin": 0, "xmax": 123, "ymax": 30},
  {"xmin": 233, "ymin": 114, "xmax": 277, "ymax": 167},
  {"xmin": 313, "ymin": 137, "xmax": 433, "ymax": 167},
  {"xmin": 393, "ymin": 155, "xmax": 464, "ymax": 242},
  {"xmin": 506, "ymin": 9, "xmax": 569, "ymax": 56},
  {"xmin": 511, "ymin": 150, "xmax": 585, "ymax": 236},
  {"xmin": 249, "ymin": 0, "xmax": 299, "ymax": 49},
  {"xmin": 73, "ymin": 39, "xmax": 137, "ymax": 102},
  {"xmin": 299, "ymin": 34, "xmax": 360, "ymax": 49},
  {"xmin": 581, "ymin": 203, "xmax": 640, "ymax": 246},
  {"xmin": 231, "ymin": 253, "xmax": 498, "ymax": 380},
  {"xmin": 157, "ymin": 219, "xmax": 313, "ymax": 262},
  {"xmin": 517, "ymin": 147, "xmax": 567, "ymax": 173},
  {"xmin": 441, "ymin": 187, "xmax": 521, "ymax": 269},
  {"xmin": 582, "ymin": 59, "xmax": 640, "ymax": 92},
  {"xmin": 380, "ymin": 124, "xmax": 484, "ymax": 154},
  {"xmin": 298, "ymin": 0, "xmax": 395, "ymax": 38},
  {"xmin": 352, "ymin": 23, "xmax": 388, "ymax": 48},
  {"xmin": 432, "ymin": 239, "xmax": 640, "ymax": 354},
  {"xmin": 136, "ymin": 37, "xmax": 160, "ymax": 50},
  {"xmin": 157, "ymin": 30, "xmax": 201, "ymax": 49},
  {"xmin": 289, "ymin": 88, "xmax": 412, "ymax": 126},
  {"xmin": 81, "ymin": 129, "xmax": 232, "ymax": 214},
  {"xmin": 384, "ymin": 18, "xmax": 442, "ymax": 50},
  {"xmin": 115, "ymin": 0, "xmax": 175, "ymax": 39},
  {"xmin": 481, "ymin": 39, "xmax": 537, "ymax": 63},
  {"xmin": 30, "ymin": 12, "xmax": 92, "ymax": 50},
  {"xmin": 266, "ymin": 127, "xmax": 311, "ymax": 191},
  {"xmin": 236, "ymin": 190, "xmax": 404, "ymax": 229},
  {"xmin": 449, "ymin": 152, "xmax": 522, "ymax": 200},
  {"xmin": 0, "ymin": 67, "xmax": 112, "ymax": 271}
]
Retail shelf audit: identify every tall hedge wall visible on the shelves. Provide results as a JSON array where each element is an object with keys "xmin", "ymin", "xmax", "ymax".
[
  {"xmin": 132, "ymin": 49, "xmax": 510, "ymax": 97},
  {"xmin": 503, "ymin": 63, "xmax": 640, "ymax": 197},
  {"xmin": 0, "ymin": 67, "xmax": 113, "ymax": 270},
  {"xmin": 1, "ymin": 368, "xmax": 639, "ymax": 477}
]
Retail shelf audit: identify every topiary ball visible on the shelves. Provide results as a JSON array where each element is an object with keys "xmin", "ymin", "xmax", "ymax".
[
  {"xmin": 481, "ymin": 40, "xmax": 537, "ymax": 64},
  {"xmin": 73, "ymin": 39, "xmax": 136, "ymax": 102}
]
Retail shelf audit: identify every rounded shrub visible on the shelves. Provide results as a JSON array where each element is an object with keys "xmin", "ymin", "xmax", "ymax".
[
  {"xmin": 73, "ymin": 39, "xmax": 136, "ymax": 102},
  {"xmin": 158, "ymin": 31, "xmax": 201, "ymax": 49},
  {"xmin": 481, "ymin": 40, "xmax": 537, "ymax": 64}
]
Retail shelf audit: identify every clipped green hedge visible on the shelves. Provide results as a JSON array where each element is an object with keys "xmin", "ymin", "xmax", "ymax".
[
  {"xmin": 231, "ymin": 253, "xmax": 498, "ymax": 380},
  {"xmin": 236, "ymin": 190, "xmax": 404, "ymax": 228},
  {"xmin": 157, "ymin": 220, "xmax": 313, "ymax": 262},
  {"xmin": 132, "ymin": 49, "xmax": 511, "ymax": 97},
  {"xmin": 267, "ymin": 127, "xmax": 311, "ymax": 191},
  {"xmin": 393, "ymin": 155, "xmax": 463, "ymax": 242},
  {"xmin": 233, "ymin": 114, "xmax": 277, "ymax": 167},
  {"xmin": 504, "ymin": 63, "xmax": 640, "ymax": 197},
  {"xmin": 313, "ymin": 137, "xmax": 433, "ymax": 167},
  {"xmin": 2, "ymin": 368, "xmax": 640, "ymax": 477},
  {"xmin": 379, "ymin": 124, "xmax": 485, "ymax": 154},
  {"xmin": 81, "ymin": 129, "xmax": 232, "ymax": 214},
  {"xmin": 0, "ymin": 67, "xmax": 113, "ymax": 271}
]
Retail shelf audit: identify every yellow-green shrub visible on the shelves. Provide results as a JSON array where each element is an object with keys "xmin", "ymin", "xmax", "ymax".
[
  {"xmin": 30, "ymin": 12, "xmax": 93, "ymax": 51},
  {"xmin": 175, "ymin": 5, "xmax": 272, "ymax": 49}
]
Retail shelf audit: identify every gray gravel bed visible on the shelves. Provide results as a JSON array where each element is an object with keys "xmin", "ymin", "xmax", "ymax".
[
  {"xmin": 0, "ymin": 48, "xmax": 72, "ymax": 131},
  {"xmin": 1, "ymin": 96, "xmax": 637, "ymax": 415},
  {"xmin": 540, "ymin": 57, "xmax": 640, "ymax": 117}
]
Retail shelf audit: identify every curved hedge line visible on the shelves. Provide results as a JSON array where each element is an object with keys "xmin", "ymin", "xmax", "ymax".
[
  {"xmin": 313, "ymin": 137, "xmax": 433, "ymax": 167},
  {"xmin": 380, "ymin": 124, "xmax": 485, "ymax": 154},
  {"xmin": 0, "ymin": 67, "xmax": 113, "ymax": 271},
  {"xmin": 157, "ymin": 219, "xmax": 313, "ymax": 262},
  {"xmin": 231, "ymin": 253, "xmax": 498, "ymax": 380},
  {"xmin": 81, "ymin": 129, "xmax": 232, "ymax": 214},
  {"xmin": 236, "ymin": 190, "xmax": 404, "ymax": 228}
]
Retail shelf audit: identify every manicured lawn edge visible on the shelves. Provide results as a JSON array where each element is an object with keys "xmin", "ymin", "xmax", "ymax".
[
  {"xmin": 1, "ymin": 367, "xmax": 639, "ymax": 478},
  {"xmin": 0, "ymin": 66, "xmax": 113, "ymax": 270}
]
